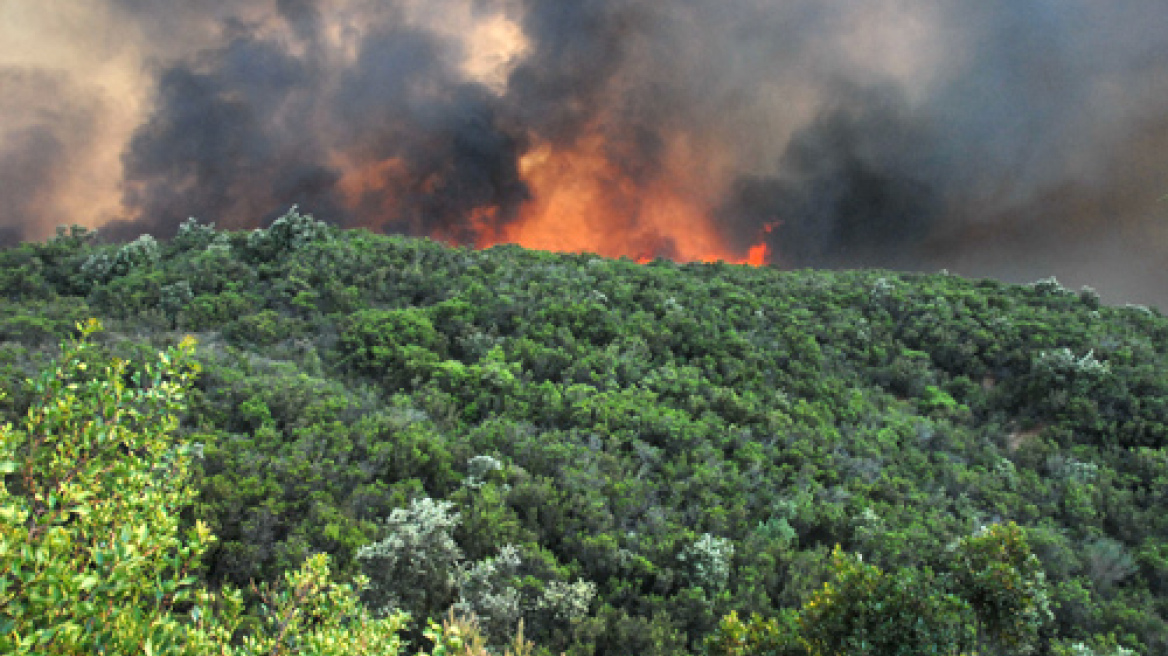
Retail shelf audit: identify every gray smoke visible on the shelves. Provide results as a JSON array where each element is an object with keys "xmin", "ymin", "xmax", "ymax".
[
  {"xmin": 718, "ymin": 83, "xmax": 943, "ymax": 268},
  {"xmin": 2, "ymin": 0, "xmax": 1167, "ymax": 305},
  {"xmin": 713, "ymin": 1, "xmax": 1168, "ymax": 303},
  {"xmin": 0, "ymin": 68, "xmax": 102, "ymax": 245}
]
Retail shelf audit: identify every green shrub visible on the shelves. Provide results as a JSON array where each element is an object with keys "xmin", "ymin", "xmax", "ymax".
[{"xmin": 340, "ymin": 308, "xmax": 443, "ymax": 389}]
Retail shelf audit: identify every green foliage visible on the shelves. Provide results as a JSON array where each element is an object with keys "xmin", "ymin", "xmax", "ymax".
[
  {"xmin": 3, "ymin": 225, "xmax": 1167, "ymax": 655},
  {"xmin": 799, "ymin": 548, "xmax": 976, "ymax": 656},
  {"xmin": 705, "ymin": 610, "xmax": 804, "ymax": 656},
  {"xmin": 714, "ymin": 528, "xmax": 1052, "ymax": 656},
  {"xmin": 0, "ymin": 323, "xmax": 413, "ymax": 655},
  {"xmin": 340, "ymin": 308, "xmax": 443, "ymax": 388},
  {"xmin": 919, "ymin": 384, "xmax": 960, "ymax": 415},
  {"xmin": 0, "ymin": 319, "xmax": 204, "ymax": 654},
  {"xmin": 946, "ymin": 523, "xmax": 1052, "ymax": 654},
  {"xmin": 419, "ymin": 612, "xmax": 537, "ymax": 656},
  {"xmin": 185, "ymin": 553, "xmax": 411, "ymax": 656}
]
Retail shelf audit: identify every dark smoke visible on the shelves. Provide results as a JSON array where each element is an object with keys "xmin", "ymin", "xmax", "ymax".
[
  {"xmin": 714, "ymin": 1, "xmax": 1168, "ymax": 301},
  {"xmin": 2, "ymin": 0, "xmax": 1168, "ymax": 305},
  {"xmin": 508, "ymin": 0, "xmax": 646, "ymax": 142},
  {"xmin": 333, "ymin": 23, "xmax": 529, "ymax": 241},
  {"xmin": 719, "ymin": 84, "xmax": 943, "ymax": 268},
  {"xmin": 112, "ymin": 32, "xmax": 344, "ymax": 240},
  {"xmin": 113, "ymin": 4, "xmax": 530, "ymax": 242}
]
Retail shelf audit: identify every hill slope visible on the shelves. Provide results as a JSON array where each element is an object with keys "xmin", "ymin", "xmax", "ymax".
[{"xmin": 2, "ymin": 212, "xmax": 1166, "ymax": 654}]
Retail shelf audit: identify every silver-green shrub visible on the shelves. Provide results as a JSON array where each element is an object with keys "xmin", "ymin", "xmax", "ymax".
[
  {"xmin": 465, "ymin": 454, "xmax": 503, "ymax": 488},
  {"xmin": 1065, "ymin": 642, "xmax": 1137, "ymax": 656},
  {"xmin": 1034, "ymin": 348, "xmax": 1111, "ymax": 382},
  {"xmin": 173, "ymin": 217, "xmax": 224, "ymax": 252},
  {"xmin": 1028, "ymin": 276, "xmax": 1070, "ymax": 297},
  {"xmin": 113, "ymin": 234, "xmax": 161, "ymax": 276},
  {"xmin": 246, "ymin": 205, "xmax": 332, "ymax": 260},
  {"xmin": 537, "ymin": 579, "xmax": 597, "ymax": 623},
  {"xmin": 678, "ymin": 533, "xmax": 735, "ymax": 593},
  {"xmin": 453, "ymin": 545, "xmax": 525, "ymax": 640},
  {"xmin": 81, "ymin": 234, "xmax": 161, "ymax": 284},
  {"xmin": 356, "ymin": 497, "xmax": 464, "ymax": 618},
  {"xmin": 453, "ymin": 544, "xmax": 597, "ymax": 645},
  {"xmin": 1083, "ymin": 537, "xmax": 1136, "ymax": 592}
]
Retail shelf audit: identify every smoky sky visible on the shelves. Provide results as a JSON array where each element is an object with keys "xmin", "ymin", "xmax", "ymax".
[
  {"xmin": 0, "ymin": 68, "xmax": 102, "ymax": 246},
  {"xmin": 2, "ymin": 0, "xmax": 1167, "ymax": 305}
]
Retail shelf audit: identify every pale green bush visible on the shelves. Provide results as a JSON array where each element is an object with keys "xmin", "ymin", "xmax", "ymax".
[
  {"xmin": 357, "ymin": 497, "xmax": 465, "ymax": 618},
  {"xmin": 679, "ymin": 533, "xmax": 735, "ymax": 593}
]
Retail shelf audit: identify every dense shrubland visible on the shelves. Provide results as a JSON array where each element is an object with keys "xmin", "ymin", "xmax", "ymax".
[{"xmin": 2, "ymin": 209, "xmax": 1167, "ymax": 654}]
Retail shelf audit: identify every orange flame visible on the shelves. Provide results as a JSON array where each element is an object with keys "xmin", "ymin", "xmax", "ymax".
[
  {"xmin": 743, "ymin": 221, "xmax": 779, "ymax": 266},
  {"xmin": 491, "ymin": 131, "xmax": 769, "ymax": 266},
  {"xmin": 339, "ymin": 130, "xmax": 774, "ymax": 267},
  {"xmin": 745, "ymin": 241, "xmax": 769, "ymax": 266}
]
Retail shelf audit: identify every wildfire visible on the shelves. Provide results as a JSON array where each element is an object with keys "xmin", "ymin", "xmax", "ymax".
[
  {"xmin": 744, "ymin": 222, "xmax": 779, "ymax": 266},
  {"xmin": 745, "ymin": 242, "xmax": 770, "ymax": 267},
  {"xmin": 332, "ymin": 131, "xmax": 774, "ymax": 266},
  {"xmin": 330, "ymin": 5, "xmax": 774, "ymax": 267},
  {"xmin": 475, "ymin": 132, "xmax": 772, "ymax": 266}
]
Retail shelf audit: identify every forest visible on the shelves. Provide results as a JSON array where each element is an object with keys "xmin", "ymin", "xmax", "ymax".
[{"xmin": 1, "ymin": 208, "xmax": 1165, "ymax": 655}]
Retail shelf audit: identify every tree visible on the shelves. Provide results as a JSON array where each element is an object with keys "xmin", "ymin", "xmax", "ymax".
[
  {"xmin": 799, "ymin": 547, "xmax": 976, "ymax": 656},
  {"xmin": 713, "ymin": 525, "xmax": 1055, "ymax": 656},
  {"xmin": 946, "ymin": 523, "xmax": 1053, "ymax": 655}
]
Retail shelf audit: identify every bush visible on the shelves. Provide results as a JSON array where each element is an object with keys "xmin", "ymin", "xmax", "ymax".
[
  {"xmin": 172, "ymin": 217, "xmax": 223, "ymax": 253},
  {"xmin": 705, "ymin": 610, "xmax": 804, "ymax": 656},
  {"xmin": 945, "ymin": 523, "xmax": 1053, "ymax": 654},
  {"xmin": 0, "ymin": 319, "xmax": 204, "ymax": 653},
  {"xmin": 679, "ymin": 533, "xmax": 735, "ymax": 593},
  {"xmin": 245, "ymin": 206, "xmax": 332, "ymax": 262},
  {"xmin": 357, "ymin": 497, "xmax": 465, "ymax": 618},
  {"xmin": 340, "ymin": 308, "xmax": 443, "ymax": 389},
  {"xmin": 81, "ymin": 234, "xmax": 161, "ymax": 285},
  {"xmin": 800, "ymin": 548, "xmax": 976, "ymax": 656}
]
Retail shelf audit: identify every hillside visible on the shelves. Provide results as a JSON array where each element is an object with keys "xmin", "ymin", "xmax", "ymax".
[{"xmin": 2, "ymin": 210, "xmax": 1166, "ymax": 654}]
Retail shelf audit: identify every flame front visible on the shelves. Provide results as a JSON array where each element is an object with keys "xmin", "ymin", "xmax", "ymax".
[{"xmin": 470, "ymin": 131, "xmax": 771, "ymax": 265}]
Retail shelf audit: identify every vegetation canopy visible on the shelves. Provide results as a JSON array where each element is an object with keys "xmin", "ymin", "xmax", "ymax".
[{"xmin": 1, "ymin": 211, "xmax": 1165, "ymax": 655}]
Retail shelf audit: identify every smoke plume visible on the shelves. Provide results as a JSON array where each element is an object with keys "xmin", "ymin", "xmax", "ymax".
[{"xmin": 2, "ymin": 0, "xmax": 1167, "ymax": 305}]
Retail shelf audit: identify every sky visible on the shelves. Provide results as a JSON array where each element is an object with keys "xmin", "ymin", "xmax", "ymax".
[{"xmin": 2, "ymin": 0, "xmax": 1167, "ymax": 306}]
